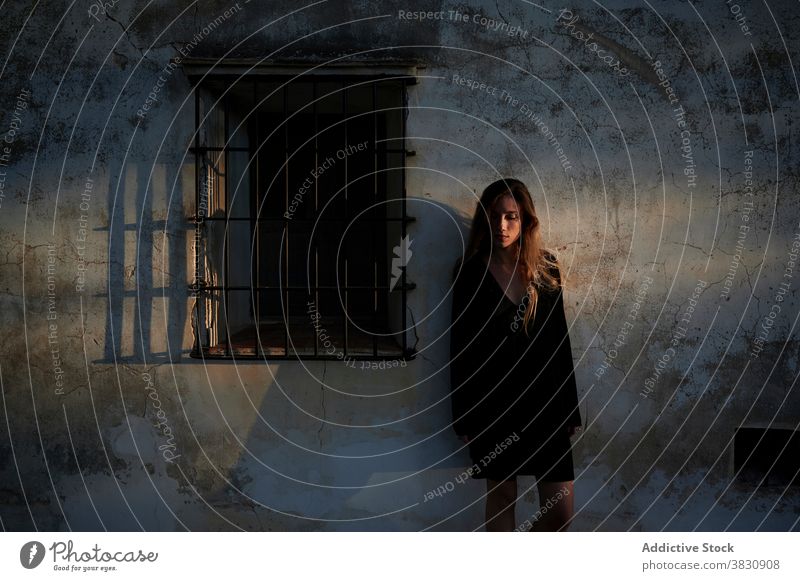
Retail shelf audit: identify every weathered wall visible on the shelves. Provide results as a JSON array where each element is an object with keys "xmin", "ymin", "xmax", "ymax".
[{"xmin": 1, "ymin": 0, "xmax": 798, "ymax": 531}]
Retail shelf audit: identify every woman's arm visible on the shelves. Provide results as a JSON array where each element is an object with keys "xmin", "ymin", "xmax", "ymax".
[{"xmin": 548, "ymin": 261, "xmax": 583, "ymax": 431}]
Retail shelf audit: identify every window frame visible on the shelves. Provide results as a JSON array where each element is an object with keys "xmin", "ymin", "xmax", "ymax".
[{"xmin": 186, "ymin": 62, "xmax": 420, "ymax": 361}]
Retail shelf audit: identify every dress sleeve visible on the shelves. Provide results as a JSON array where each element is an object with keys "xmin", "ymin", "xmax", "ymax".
[
  {"xmin": 449, "ymin": 261, "xmax": 483, "ymax": 437},
  {"xmin": 548, "ymin": 264, "xmax": 583, "ymax": 428}
]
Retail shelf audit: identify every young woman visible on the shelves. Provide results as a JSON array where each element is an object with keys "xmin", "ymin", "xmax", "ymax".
[{"xmin": 449, "ymin": 178, "xmax": 582, "ymax": 532}]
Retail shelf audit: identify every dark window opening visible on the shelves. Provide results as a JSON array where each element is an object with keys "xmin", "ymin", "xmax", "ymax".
[
  {"xmin": 733, "ymin": 427, "xmax": 800, "ymax": 486},
  {"xmin": 189, "ymin": 74, "xmax": 416, "ymax": 359}
]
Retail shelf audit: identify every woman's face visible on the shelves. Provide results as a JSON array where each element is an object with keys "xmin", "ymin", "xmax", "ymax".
[{"xmin": 489, "ymin": 193, "xmax": 522, "ymax": 249}]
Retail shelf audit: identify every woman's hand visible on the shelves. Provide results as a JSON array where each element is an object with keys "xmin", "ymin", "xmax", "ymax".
[
  {"xmin": 459, "ymin": 434, "xmax": 470, "ymax": 444},
  {"xmin": 567, "ymin": 425, "xmax": 582, "ymax": 438}
]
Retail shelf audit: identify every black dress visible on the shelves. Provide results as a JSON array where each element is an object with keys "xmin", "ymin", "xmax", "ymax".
[{"xmin": 449, "ymin": 251, "xmax": 582, "ymax": 482}]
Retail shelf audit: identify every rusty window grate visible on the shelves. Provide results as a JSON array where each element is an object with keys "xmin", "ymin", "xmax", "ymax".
[{"xmin": 189, "ymin": 74, "xmax": 416, "ymax": 360}]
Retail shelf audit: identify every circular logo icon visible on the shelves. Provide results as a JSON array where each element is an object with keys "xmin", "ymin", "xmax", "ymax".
[{"xmin": 20, "ymin": 541, "xmax": 45, "ymax": 569}]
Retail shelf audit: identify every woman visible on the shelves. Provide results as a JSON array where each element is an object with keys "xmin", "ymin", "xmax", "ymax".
[{"xmin": 449, "ymin": 178, "xmax": 582, "ymax": 532}]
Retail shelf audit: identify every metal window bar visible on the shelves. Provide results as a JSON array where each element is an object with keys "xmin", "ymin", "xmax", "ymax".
[
  {"xmin": 283, "ymin": 83, "xmax": 289, "ymax": 357},
  {"xmin": 224, "ymin": 89, "xmax": 231, "ymax": 358},
  {"xmin": 192, "ymin": 87, "xmax": 202, "ymax": 353},
  {"xmin": 401, "ymin": 82, "xmax": 409, "ymax": 357},
  {"xmin": 372, "ymin": 81, "xmax": 378, "ymax": 357},
  {"xmin": 313, "ymin": 80, "xmax": 319, "ymax": 358},
  {"xmin": 253, "ymin": 79, "xmax": 259, "ymax": 357},
  {"xmin": 191, "ymin": 75, "xmax": 416, "ymax": 360},
  {"xmin": 343, "ymin": 84, "xmax": 348, "ymax": 359}
]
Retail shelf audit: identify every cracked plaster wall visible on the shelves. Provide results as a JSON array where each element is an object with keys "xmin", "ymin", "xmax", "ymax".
[{"xmin": 0, "ymin": 0, "xmax": 798, "ymax": 530}]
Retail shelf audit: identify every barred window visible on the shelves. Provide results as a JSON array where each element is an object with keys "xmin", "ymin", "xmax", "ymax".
[{"xmin": 189, "ymin": 68, "xmax": 417, "ymax": 359}]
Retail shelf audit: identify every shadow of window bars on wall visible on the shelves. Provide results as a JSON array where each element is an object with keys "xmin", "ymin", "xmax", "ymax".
[{"xmin": 189, "ymin": 71, "xmax": 417, "ymax": 360}]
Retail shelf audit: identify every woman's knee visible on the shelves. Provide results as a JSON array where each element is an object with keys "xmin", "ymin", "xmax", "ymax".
[
  {"xmin": 536, "ymin": 480, "xmax": 574, "ymax": 530},
  {"xmin": 487, "ymin": 479, "xmax": 517, "ymax": 505}
]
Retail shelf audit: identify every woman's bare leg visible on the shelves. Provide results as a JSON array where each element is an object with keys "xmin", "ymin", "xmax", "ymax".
[
  {"xmin": 485, "ymin": 478, "xmax": 517, "ymax": 531},
  {"xmin": 529, "ymin": 480, "xmax": 574, "ymax": 531}
]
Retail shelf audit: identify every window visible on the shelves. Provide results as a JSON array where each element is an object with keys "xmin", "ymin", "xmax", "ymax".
[{"xmin": 188, "ymin": 66, "xmax": 417, "ymax": 360}]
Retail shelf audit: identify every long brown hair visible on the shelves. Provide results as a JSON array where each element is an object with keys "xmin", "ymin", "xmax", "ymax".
[{"xmin": 453, "ymin": 178, "xmax": 562, "ymax": 334}]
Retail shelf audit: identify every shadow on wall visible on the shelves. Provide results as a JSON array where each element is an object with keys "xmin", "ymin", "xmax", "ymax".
[
  {"xmin": 97, "ymin": 158, "xmax": 189, "ymax": 365},
  {"xmin": 71, "ymin": 185, "xmax": 492, "ymax": 530},
  {"xmin": 197, "ymin": 203, "xmax": 481, "ymax": 531}
]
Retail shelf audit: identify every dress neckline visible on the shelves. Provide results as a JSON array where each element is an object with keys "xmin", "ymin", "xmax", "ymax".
[{"xmin": 478, "ymin": 255, "xmax": 524, "ymax": 306}]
